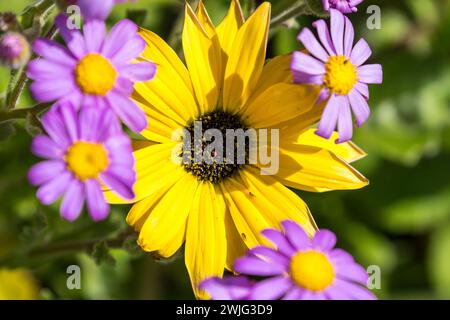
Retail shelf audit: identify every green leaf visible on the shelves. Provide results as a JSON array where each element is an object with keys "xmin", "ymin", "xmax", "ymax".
[
  {"xmin": 126, "ymin": 9, "xmax": 148, "ymax": 26},
  {"xmin": 91, "ymin": 241, "xmax": 116, "ymax": 266},
  {"xmin": 428, "ymin": 223, "xmax": 450, "ymax": 298},
  {"xmin": 304, "ymin": 0, "xmax": 328, "ymax": 17},
  {"xmin": 381, "ymin": 186, "xmax": 450, "ymax": 233},
  {"xmin": 0, "ymin": 121, "xmax": 16, "ymax": 140}
]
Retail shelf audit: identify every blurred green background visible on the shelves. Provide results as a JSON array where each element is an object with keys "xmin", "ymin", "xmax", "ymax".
[{"xmin": 1, "ymin": 0, "xmax": 450, "ymax": 299}]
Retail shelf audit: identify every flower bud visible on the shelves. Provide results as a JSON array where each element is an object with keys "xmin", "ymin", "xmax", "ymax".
[{"xmin": 0, "ymin": 32, "xmax": 31, "ymax": 69}]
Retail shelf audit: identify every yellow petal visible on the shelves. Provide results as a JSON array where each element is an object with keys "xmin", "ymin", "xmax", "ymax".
[
  {"xmin": 104, "ymin": 142, "xmax": 184, "ymax": 204},
  {"xmin": 221, "ymin": 165, "xmax": 316, "ymax": 251},
  {"xmin": 273, "ymin": 144, "xmax": 369, "ymax": 192},
  {"xmin": 195, "ymin": 0, "xmax": 216, "ymax": 37},
  {"xmin": 240, "ymin": 167, "xmax": 317, "ymax": 236},
  {"xmin": 292, "ymin": 128, "xmax": 367, "ymax": 163},
  {"xmin": 277, "ymin": 98, "xmax": 325, "ymax": 140},
  {"xmin": 138, "ymin": 173, "xmax": 200, "ymax": 258},
  {"xmin": 224, "ymin": 206, "xmax": 247, "ymax": 271},
  {"xmin": 133, "ymin": 93, "xmax": 183, "ymax": 143},
  {"xmin": 182, "ymin": 3, "xmax": 222, "ymax": 114},
  {"xmin": 216, "ymin": 0, "xmax": 245, "ymax": 61},
  {"xmin": 248, "ymin": 54, "xmax": 293, "ymax": 105},
  {"xmin": 222, "ymin": 2, "xmax": 271, "ymax": 112},
  {"xmin": 126, "ymin": 183, "xmax": 174, "ymax": 232},
  {"xmin": 137, "ymin": 28, "xmax": 199, "ymax": 128},
  {"xmin": 185, "ymin": 182, "xmax": 227, "ymax": 299},
  {"xmin": 240, "ymin": 83, "xmax": 319, "ymax": 128}
]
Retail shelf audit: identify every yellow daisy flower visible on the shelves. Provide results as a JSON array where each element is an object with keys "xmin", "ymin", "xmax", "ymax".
[
  {"xmin": 0, "ymin": 268, "xmax": 39, "ymax": 300},
  {"xmin": 105, "ymin": 0, "xmax": 368, "ymax": 298}
]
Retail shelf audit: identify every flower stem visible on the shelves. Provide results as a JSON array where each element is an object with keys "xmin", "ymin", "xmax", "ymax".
[
  {"xmin": 271, "ymin": 0, "xmax": 307, "ymax": 27},
  {"xmin": 5, "ymin": 23, "xmax": 58, "ymax": 111},
  {"xmin": 0, "ymin": 103, "xmax": 50, "ymax": 123}
]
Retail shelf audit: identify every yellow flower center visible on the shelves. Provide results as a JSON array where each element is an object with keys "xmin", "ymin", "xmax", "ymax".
[
  {"xmin": 75, "ymin": 53, "xmax": 117, "ymax": 95},
  {"xmin": 324, "ymin": 55, "xmax": 358, "ymax": 95},
  {"xmin": 290, "ymin": 250, "xmax": 335, "ymax": 291},
  {"xmin": 65, "ymin": 142, "xmax": 109, "ymax": 181}
]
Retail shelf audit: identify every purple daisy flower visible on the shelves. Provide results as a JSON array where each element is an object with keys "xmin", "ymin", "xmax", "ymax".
[
  {"xmin": 77, "ymin": 0, "xmax": 133, "ymax": 21},
  {"xmin": 199, "ymin": 277, "xmax": 254, "ymax": 300},
  {"xmin": 234, "ymin": 221, "xmax": 376, "ymax": 300},
  {"xmin": 202, "ymin": 220, "xmax": 376, "ymax": 300},
  {"xmin": 0, "ymin": 32, "xmax": 30, "ymax": 69},
  {"xmin": 27, "ymin": 15, "xmax": 156, "ymax": 133},
  {"xmin": 291, "ymin": 9, "xmax": 382, "ymax": 143},
  {"xmin": 323, "ymin": 0, "xmax": 365, "ymax": 14},
  {"xmin": 28, "ymin": 101, "xmax": 135, "ymax": 221}
]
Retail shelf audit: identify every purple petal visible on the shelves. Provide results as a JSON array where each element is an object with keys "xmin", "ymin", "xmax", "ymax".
[
  {"xmin": 343, "ymin": 16, "xmax": 354, "ymax": 58},
  {"xmin": 312, "ymin": 229, "xmax": 337, "ymax": 250},
  {"xmin": 248, "ymin": 276, "xmax": 292, "ymax": 300},
  {"xmin": 330, "ymin": 9, "xmax": 345, "ymax": 55},
  {"xmin": 31, "ymin": 135, "xmax": 64, "ymax": 159},
  {"xmin": 27, "ymin": 59, "xmax": 73, "ymax": 80},
  {"xmin": 261, "ymin": 229, "xmax": 296, "ymax": 257},
  {"xmin": 335, "ymin": 261, "xmax": 369, "ymax": 285},
  {"xmin": 111, "ymin": 35, "xmax": 146, "ymax": 65},
  {"xmin": 283, "ymin": 287, "xmax": 304, "ymax": 300},
  {"xmin": 312, "ymin": 19, "xmax": 336, "ymax": 56},
  {"xmin": 316, "ymin": 87, "xmax": 331, "ymax": 104},
  {"xmin": 78, "ymin": 106, "xmax": 101, "ymax": 142},
  {"xmin": 31, "ymin": 39, "xmax": 76, "ymax": 66},
  {"xmin": 102, "ymin": 19, "xmax": 139, "ymax": 61},
  {"xmin": 329, "ymin": 248, "xmax": 355, "ymax": 264},
  {"xmin": 333, "ymin": 279, "xmax": 377, "ymax": 300},
  {"xmin": 83, "ymin": 19, "xmax": 106, "ymax": 53},
  {"xmin": 115, "ymin": 77, "xmax": 134, "ymax": 95},
  {"xmin": 336, "ymin": 97, "xmax": 353, "ymax": 143},
  {"xmin": 301, "ymin": 290, "xmax": 327, "ymax": 300},
  {"xmin": 350, "ymin": 38, "xmax": 372, "ymax": 67},
  {"xmin": 30, "ymin": 78, "xmax": 77, "ymax": 103},
  {"xmin": 281, "ymin": 220, "xmax": 310, "ymax": 250},
  {"xmin": 291, "ymin": 51, "xmax": 325, "ymax": 76},
  {"xmin": 58, "ymin": 101, "xmax": 79, "ymax": 142},
  {"xmin": 36, "ymin": 171, "xmax": 73, "ymax": 205},
  {"xmin": 292, "ymin": 71, "xmax": 324, "ymax": 85},
  {"xmin": 348, "ymin": 89, "xmax": 370, "ymax": 127},
  {"xmin": 54, "ymin": 14, "xmax": 87, "ymax": 59},
  {"xmin": 100, "ymin": 171, "xmax": 134, "ymax": 200},
  {"xmin": 316, "ymin": 94, "xmax": 340, "ymax": 139},
  {"xmin": 106, "ymin": 89, "xmax": 147, "ymax": 132},
  {"xmin": 28, "ymin": 160, "xmax": 66, "ymax": 186},
  {"xmin": 354, "ymin": 82, "xmax": 369, "ymax": 99},
  {"xmin": 120, "ymin": 62, "xmax": 156, "ymax": 82},
  {"xmin": 60, "ymin": 179, "xmax": 85, "ymax": 221},
  {"xmin": 234, "ymin": 256, "xmax": 286, "ymax": 276},
  {"xmin": 41, "ymin": 106, "xmax": 72, "ymax": 147},
  {"xmin": 199, "ymin": 276, "xmax": 253, "ymax": 300},
  {"xmin": 298, "ymin": 28, "xmax": 329, "ymax": 62},
  {"xmin": 358, "ymin": 64, "xmax": 383, "ymax": 84},
  {"xmin": 324, "ymin": 286, "xmax": 352, "ymax": 300},
  {"xmin": 78, "ymin": 0, "xmax": 115, "ymax": 21},
  {"xmin": 248, "ymin": 246, "xmax": 290, "ymax": 267},
  {"xmin": 85, "ymin": 179, "xmax": 110, "ymax": 221}
]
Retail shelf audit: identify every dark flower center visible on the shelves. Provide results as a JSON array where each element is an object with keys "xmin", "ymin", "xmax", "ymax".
[{"xmin": 182, "ymin": 110, "xmax": 249, "ymax": 184}]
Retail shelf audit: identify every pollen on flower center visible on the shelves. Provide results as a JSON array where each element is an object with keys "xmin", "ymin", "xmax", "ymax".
[
  {"xmin": 182, "ymin": 110, "xmax": 249, "ymax": 184},
  {"xmin": 290, "ymin": 250, "xmax": 335, "ymax": 291},
  {"xmin": 324, "ymin": 55, "xmax": 358, "ymax": 95},
  {"xmin": 65, "ymin": 142, "xmax": 109, "ymax": 180},
  {"xmin": 75, "ymin": 53, "xmax": 117, "ymax": 95}
]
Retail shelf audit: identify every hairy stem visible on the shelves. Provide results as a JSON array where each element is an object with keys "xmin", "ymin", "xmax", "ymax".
[
  {"xmin": 0, "ymin": 103, "xmax": 50, "ymax": 123},
  {"xmin": 5, "ymin": 23, "xmax": 58, "ymax": 111},
  {"xmin": 271, "ymin": 0, "xmax": 307, "ymax": 27}
]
